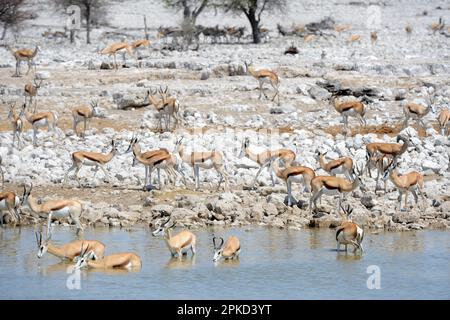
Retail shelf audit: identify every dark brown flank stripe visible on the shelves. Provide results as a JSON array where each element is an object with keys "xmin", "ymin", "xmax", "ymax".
[
  {"xmin": 83, "ymin": 153, "xmax": 102, "ymax": 163},
  {"xmin": 180, "ymin": 236, "xmax": 192, "ymax": 250},
  {"xmin": 336, "ymin": 227, "xmax": 344, "ymax": 241},
  {"xmin": 31, "ymin": 114, "xmax": 47, "ymax": 123},
  {"xmin": 341, "ymin": 104, "xmax": 354, "ymax": 112},
  {"xmin": 77, "ymin": 110, "xmax": 89, "ymax": 117},
  {"xmin": 323, "ymin": 180, "xmax": 340, "ymax": 191},
  {"xmin": 50, "ymin": 202, "xmax": 69, "ymax": 211},
  {"xmin": 0, "ymin": 194, "xmax": 8, "ymax": 201},
  {"xmin": 287, "ymin": 171, "xmax": 302, "ymax": 178},
  {"xmin": 329, "ymin": 160, "xmax": 344, "ymax": 171},
  {"xmin": 409, "ymin": 108, "xmax": 419, "ymax": 115}
]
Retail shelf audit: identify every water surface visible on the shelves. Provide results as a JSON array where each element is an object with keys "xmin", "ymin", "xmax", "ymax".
[{"xmin": 0, "ymin": 226, "xmax": 448, "ymax": 299}]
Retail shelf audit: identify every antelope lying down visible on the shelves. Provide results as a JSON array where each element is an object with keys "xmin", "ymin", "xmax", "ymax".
[{"xmin": 74, "ymin": 243, "xmax": 141, "ymax": 270}]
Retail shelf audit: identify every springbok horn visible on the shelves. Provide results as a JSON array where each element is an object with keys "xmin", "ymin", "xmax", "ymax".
[{"xmin": 219, "ymin": 237, "xmax": 224, "ymax": 248}]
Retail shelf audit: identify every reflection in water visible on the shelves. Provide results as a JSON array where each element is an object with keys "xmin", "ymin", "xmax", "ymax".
[
  {"xmin": 214, "ymin": 258, "xmax": 240, "ymax": 268},
  {"xmin": 0, "ymin": 227, "xmax": 449, "ymax": 299},
  {"xmin": 165, "ymin": 255, "xmax": 196, "ymax": 269},
  {"xmin": 39, "ymin": 261, "xmax": 74, "ymax": 276},
  {"xmin": 336, "ymin": 251, "xmax": 363, "ymax": 262}
]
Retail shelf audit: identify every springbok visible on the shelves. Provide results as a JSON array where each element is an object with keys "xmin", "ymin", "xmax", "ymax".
[
  {"xmin": 212, "ymin": 236, "xmax": 240, "ymax": 262},
  {"xmin": 35, "ymin": 228, "xmax": 105, "ymax": 261},
  {"xmin": 382, "ymin": 162, "xmax": 426, "ymax": 211},
  {"xmin": 0, "ymin": 190, "xmax": 21, "ymax": 225},
  {"xmin": 8, "ymin": 45, "xmax": 40, "ymax": 77},
  {"xmin": 152, "ymin": 216, "xmax": 196, "ymax": 258},
  {"xmin": 126, "ymin": 135, "xmax": 184, "ymax": 190},
  {"xmin": 310, "ymin": 164, "xmax": 364, "ymax": 213},
  {"xmin": 71, "ymin": 100, "xmax": 101, "ymax": 137},
  {"xmin": 21, "ymin": 183, "xmax": 84, "ymax": 234},
  {"xmin": 63, "ymin": 140, "xmax": 118, "ymax": 187},
  {"xmin": 24, "ymin": 78, "xmax": 43, "ymax": 113},
  {"xmin": 175, "ymin": 137, "xmax": 230, "ymax": 191},
  {"xmin": 100, "ymin": 42, "xmax": 135, "ymax": 70},
  {"xmin": 145, "ymin": 88, "xmax": 170, "ymax": 132},
  {"xmin": 239, "ymin": 137, "xmax": 295, "ymax": 187},
  {"xmin": 20, "ymin": 103, "xmax": 59, "ymax": 147},
  {"xmin": 403, "ymin": 92, "xmax": 436, "ymax": 129},
  {"xmin": 365, "ymin": 134, "xmax": 412, "ymax": 176},
  {"xmin": 316, "ymin": 151, "xmax": 354, "ymax": 180},
  {"xmin": 370, "ymin": 154, "xmax": 394, "ymax": 193},
  {"xmin": 330, "ymin": 94, "xmax": 366, "ymax": 134},
  {"xmin": 271, "ymin": 158, "xmax": 315, "ymax": 206},
  {"xmin": 437, "ymin": 108, "xmax": 450, "ymax": 135},
  {"xmin": 158, "ymin": 85, "xmax": 182, "ymax": 130},
  {"xmin": 7, "ymin": 102, "xmax": 23, "ymax": 149},
  {"xmin": 336, "ymin": 205, "xmax": 364, "ymax": 253},
  {"xmin": 245, "ymin": 61, "xmax": 280, "ymax": 105},
  {"xmin": 370, "ymin": 31, "xmax": 378, "ymax": 45},
  {"xmin": 74, "ymin": 244, "xmax": 141, "ymax": 270}
]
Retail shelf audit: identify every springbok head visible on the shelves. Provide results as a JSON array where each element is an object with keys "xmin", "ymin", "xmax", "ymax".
[
  {"xmin": 152, "ymin": 215, "xmax": 175, "ymax": 237},
  {"xmin": 212, "ymin": 236, "xmax": 225, "ymax": 262},
  {"xmin": 35, "ymin": 226, "xmax": 52, "ymax": 258}
]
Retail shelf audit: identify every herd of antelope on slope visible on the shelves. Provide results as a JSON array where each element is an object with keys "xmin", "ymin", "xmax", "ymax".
[{"xmin": 1, "ymin": 26, "xmax": 449, "ymax": 271}]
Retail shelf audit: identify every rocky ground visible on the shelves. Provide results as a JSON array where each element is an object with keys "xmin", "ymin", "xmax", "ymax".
[{"xmin": 0, "ymin": 0, "xmax": 449, "ymax": 232}]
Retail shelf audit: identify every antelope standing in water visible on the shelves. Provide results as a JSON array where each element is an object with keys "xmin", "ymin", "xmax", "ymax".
[
  {"xmin": 212, "ymin": 236, "xmax": 240, "ymax": 262},
  {"xmin": 21, "ymin": 183, "xmax": 84, "ymax": 234},
  {"xmin": 8, "ymin": 45, "xmax": 40, "ymax": 77},
  {"xmin": 382, "ymin": 162, "xmax": 426, "ymax": 211},
  {"xmin": 239, "ymin": 137, "xmax": 295, "ymax": 187},
  {"xmin": 316, "ymin": 151, "xmax": 354, "ymax": 180},
  {"xmin": 336, "ymin": 205, "xmax": 364, "ymax": 253},
  {"xmin": 35, "ymin": 227, "xmax": 105, "ymax": 261},
  {"xmin": 71, "ymin": 100, "xmax": 101, "ymax": 137},
  {"xmin": 7, "ymin": 102, "xmax": 23, "ymax": 149},
  {"xmin": 175, "ymin": 137, "xmax": 230, "ymax": 191},
  {"xmin": 20, "ymin": 103, "xmax": 60, "ymax": 147},
  {"xmin": 245, "ymin": 61, "xmax": 280, "ymax": 105},
  {"xmin": 74, "ymin": 244, "xmax": 141, "ymax": 270},
  {"xmin": 63, "ymin": 140, "xmax": 118, "ymax": 187},
  {"xmin": 330, "ymin": 94, "xmax": 366, "ymax": 135},
  {"xmin": 271, "ymin": 158, "xmax": 316, "ymax": 207},
  {"xmin": 152, "ymin": 216, "xmax": 196, "ymax": 258},
  {"xmin": 309, "ymin": 164, "xmax": 364, "ymax": 213}
]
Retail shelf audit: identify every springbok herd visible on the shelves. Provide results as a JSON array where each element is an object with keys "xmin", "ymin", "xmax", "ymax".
[{"xmin": 0, "ymin": 26, "xmax": 449, "ymax": 270}]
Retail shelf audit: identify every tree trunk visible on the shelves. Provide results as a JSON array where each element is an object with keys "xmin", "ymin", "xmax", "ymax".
[
  {"xmin": 86, "ymin": 4, "xmax": 91, "ymax": 44},
  {"xmin": 1, "ymin": 24, "xmax": 8, "ymax": 40},
  {"xmin": 70, "ymin": 30, "xmax": 75, "ymax": 43},
  {"xmin": 248, "ymin": 15, "xmax": 261, "ymax": 44},
  {"xmin": 143, "ymin": 15, "xmax": 149, "ymax": 40}
]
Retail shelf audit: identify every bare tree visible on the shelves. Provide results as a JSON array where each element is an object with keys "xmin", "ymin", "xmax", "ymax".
[
  {"xmin": 0, "ymin": 0, "xmax": 33, "ymax": 40},
  {"xmin": 218, "ymin": 0, "xmax": 286, "ymax": 44},
  {"xmin": 163, "ymin": 0, "xmax": 209, "ymax": 25},
  {"xmin": 55, "ymin": 0, "xmax": 105, "ymax": 44}
]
